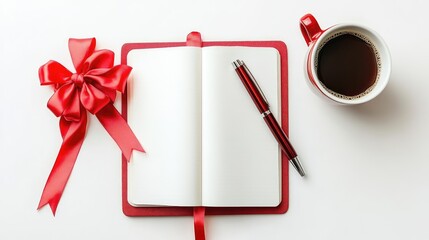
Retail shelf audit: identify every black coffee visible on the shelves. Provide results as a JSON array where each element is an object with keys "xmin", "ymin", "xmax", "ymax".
[{"xmin": 316, "ymin": 33, "xmax": 378, "ymax": 98}]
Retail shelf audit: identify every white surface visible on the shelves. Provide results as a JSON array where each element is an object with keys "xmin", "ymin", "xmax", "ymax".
[{"xmin": 1, "ymin": 0, "xmax": 428, "ymax": 239}]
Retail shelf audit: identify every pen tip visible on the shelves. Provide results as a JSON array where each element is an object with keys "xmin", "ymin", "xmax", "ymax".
[{"xmin": 290, "ymin": 157, "xmax": 306, "ymax": 177}]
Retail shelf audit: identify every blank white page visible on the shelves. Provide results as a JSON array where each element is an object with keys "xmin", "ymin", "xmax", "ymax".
[
  {"xmin": 201, "ymin": 47, "xmax": 281, "ymax": 207},
  {"xmin": 127, "ymin": 47, "xmax": 202, "ymax": 206}
]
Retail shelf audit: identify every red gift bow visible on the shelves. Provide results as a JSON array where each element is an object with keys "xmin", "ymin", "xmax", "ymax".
[{"xmin": 38, "ymin": 38, "xmax": 144, "ymax": 215}]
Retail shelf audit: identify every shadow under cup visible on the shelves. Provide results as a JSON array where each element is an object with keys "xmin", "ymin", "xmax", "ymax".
[{"xmin": 308, "ymin": 25, "xmax": 391, "ymax": 104}]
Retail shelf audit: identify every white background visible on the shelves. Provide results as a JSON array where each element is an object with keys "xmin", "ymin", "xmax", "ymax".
[{"xmin": 1, "ymin": 0, "xmax": 428, "ymax": 239}]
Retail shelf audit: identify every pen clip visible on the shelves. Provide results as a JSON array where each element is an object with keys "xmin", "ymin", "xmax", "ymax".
[{"xmin": 235, "ymin": 60, "xmax": 270, "ymax": 107}]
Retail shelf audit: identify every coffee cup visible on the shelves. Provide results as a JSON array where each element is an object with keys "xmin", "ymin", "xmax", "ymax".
[{"xmin": 300, "ymin": 14, "xmax": 391, "ymax": 104}]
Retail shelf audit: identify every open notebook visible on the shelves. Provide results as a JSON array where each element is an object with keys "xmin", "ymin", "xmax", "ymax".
[{"xmin": 127, "ymin": 46, "xmax": 282, "ymax": 207}]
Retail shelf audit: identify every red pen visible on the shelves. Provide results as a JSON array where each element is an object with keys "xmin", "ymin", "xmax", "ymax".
[{"xmin": 232, "ymin": 60, "xmax": 305, "ymax": 177}]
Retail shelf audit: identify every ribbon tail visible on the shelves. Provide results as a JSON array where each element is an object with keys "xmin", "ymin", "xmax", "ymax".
[
  {"xmin": 38, "ymin": 113, "xmax": 87, "ymax": 215},
  {"xmin": 194, "ymin": 207, "xmax": 206, "ymax": 240},
  {"xmin": 96, "ymin": 104, "xmax": 144, "ymax": 161}
]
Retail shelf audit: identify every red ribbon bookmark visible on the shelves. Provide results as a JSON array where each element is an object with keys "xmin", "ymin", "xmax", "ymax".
[
  {"xmin": 38, "ymin": 38, "xmax": 144, "ymax": 215},
  {"xmin": 194, "ymin": 207, "xmax": 206, "ymax": 240}
]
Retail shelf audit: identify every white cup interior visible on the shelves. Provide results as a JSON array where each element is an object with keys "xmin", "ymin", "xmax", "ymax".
[{"xmin": 309, "ymin": 24, "xmax": 391, "ymax": 104}]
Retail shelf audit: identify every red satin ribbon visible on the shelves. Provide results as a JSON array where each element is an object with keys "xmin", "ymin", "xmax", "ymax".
[
  {"xmin": 186, "ymin": 31, "xmax": 202, "ymax": 47},
  {"xmin": 38, "ymin": 38, "xmax": 144, "ymax": 215},
  {"xmin": 194, "ymin": 207, "xmax": 206, "ymax": 240}
]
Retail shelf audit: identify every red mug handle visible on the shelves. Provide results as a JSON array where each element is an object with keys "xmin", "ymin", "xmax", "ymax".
[{"xmin": 300, "ymin": 14, "xmax": 323, "ymax": 46}]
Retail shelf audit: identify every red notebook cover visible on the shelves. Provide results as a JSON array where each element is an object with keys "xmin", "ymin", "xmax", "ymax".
[{"xmin": 120, "ymin": 32, "xmax": 289, "ymax": 217}]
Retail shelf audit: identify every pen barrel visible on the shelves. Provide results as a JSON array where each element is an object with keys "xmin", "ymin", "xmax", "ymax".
[
  {"xmin": 235, "ymin": 67, "xmax": 269, "ymax": 113},
  {"xmin": 263, "ymin": 113, "xmax": 297, "ymax": 160}
]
